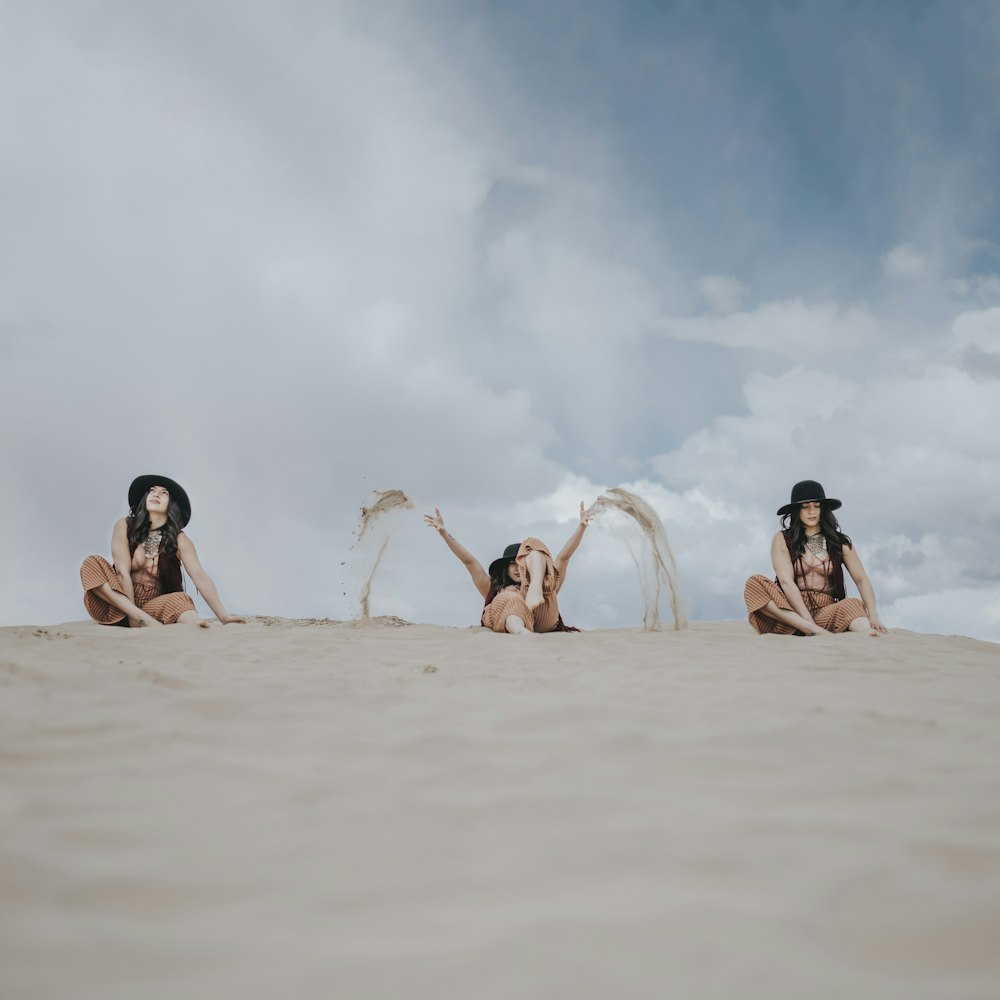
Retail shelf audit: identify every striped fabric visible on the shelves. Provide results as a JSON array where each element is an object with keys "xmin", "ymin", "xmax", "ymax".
[
  {"xmin": 482, "ymin": 537, "xmax": 563, "ymax": 633},
  {"xmin": 80, "ymin": 555, "xmax": 196, "ymax": 626},
  {"xmin": 744, "ymin": 574, "xmax": 868, "ymax": 635}
]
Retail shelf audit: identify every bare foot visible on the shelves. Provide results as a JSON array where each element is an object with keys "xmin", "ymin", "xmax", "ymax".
[
  {"xmin": 178, "ymin": 611, "xmax": 212, "ymax": 628},
  {"xmin": 848, "ymin": 617, "xmax": 880, "ymax": 636},
  {"xmin": 524, "ymin": 581, "xmax": 544, "ymax": 610},
  {"xmin": 505, "ymin": 615, "xmax": 532, "ymax": 635}
]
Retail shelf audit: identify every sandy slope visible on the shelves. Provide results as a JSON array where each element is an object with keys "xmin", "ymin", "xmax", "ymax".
[{"xmin": 2, "ymin": 618, "xmax": 999, "ymax": 1000}]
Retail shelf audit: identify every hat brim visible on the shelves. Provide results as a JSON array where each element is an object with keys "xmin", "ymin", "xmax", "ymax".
[
  {"xmin": 488, "ymin": 544, "xmax": 523, "ymax": 580},
  {"xmin": 128, "ymin": 475, "xmax": 192, "ymax": 528},
  {"xmin": 488, "ymin": 557, "xmax": 508, "ymax": 579},
  {"xmin": 777, "ymin": 497, "xmax": 842, "ymax": 516}
]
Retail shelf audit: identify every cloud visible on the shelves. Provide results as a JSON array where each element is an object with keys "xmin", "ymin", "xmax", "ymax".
[
  {"xmin": 952, "ymin": 306, "xmax": 1000, "ymax": 354},
  {"xmin": 882, "ymin": 242, "xmax": 929, "ymax": 278},
  {"xmin": 699, "ymin": 275, "xmax": 745, "ymax": 315},
  {"xmin": 1, "ymin": 2, "xmax": 999, "ymax": 644},
  {"xmin": 652, "ymin": 298, "xmax": 886, "ymax": 363},
  {"xmin": 638, "ymin": 301, "xmax": 1000, "ymax": 637},
  {"xmin": 887, "ymin": 587, "xmax": 1000, "ymax": 644}
]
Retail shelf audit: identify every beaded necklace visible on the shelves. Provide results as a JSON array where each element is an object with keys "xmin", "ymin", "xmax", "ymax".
[
  {"xmin": 142, "ymin": 529, "xmax": 162, "ymax": 562},
  {"xmin": 804, "ymin": 532, "xmax": 827, "ymax": 561}
]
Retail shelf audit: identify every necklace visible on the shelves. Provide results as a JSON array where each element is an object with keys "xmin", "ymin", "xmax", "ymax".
[
  {"xmin": 143, "ymin": 529, "xmax": 162, "ymax": 562},
  {"xmin": 804, "ymin": 532, "xmax": 827, "ymax": 560}
]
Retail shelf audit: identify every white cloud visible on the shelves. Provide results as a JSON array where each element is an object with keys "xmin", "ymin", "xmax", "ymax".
[
  {"xmin": 700, "ymin": 275, "xmax": 745, "ymax": 314},
  {"xmin": 1, "ymin": 3, "xmax": 999, "ymax": 645},
  {"xmin": 952, "ymin": 306, "xmax": 1000, "ymax": 353},
  {"xmin": 652, "ymin": 299, "xmax": 884, "ymax": 360},
  {"xmin": 882, "ymin": 242, "xmax": 928, "ymax": 277},
  {"xmin": 645, "ymin": 307, "xmax": 1000, "ymax": 634},
  {"xmin": 886, "ymin": 587, "xmax": 1000, "ymax": 644},
  {"xmin": 945, "ymin": 273, "xmax": 1000, "ymax": 303}
]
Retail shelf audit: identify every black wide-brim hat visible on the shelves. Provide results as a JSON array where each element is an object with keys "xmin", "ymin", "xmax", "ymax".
[
  {"xmin": 488, "ymin": 542, "xmax": 522, "ymax": 580},
  {"xmin": 777, "ymin": 480, "xmax": 841, "ymax": 517},
  {"xmin": 128, "ymin": 475, "xmax": 192, "ymax": 528}
]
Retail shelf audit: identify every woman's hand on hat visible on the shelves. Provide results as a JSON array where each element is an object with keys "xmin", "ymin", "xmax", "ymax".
[{"xmin": 424, "ymin": 508, "xmax": 446, "ymax": 533}]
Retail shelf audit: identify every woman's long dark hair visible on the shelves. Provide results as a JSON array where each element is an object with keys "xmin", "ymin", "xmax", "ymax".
[
  {"xmin": 780, "ymin": 505, "xmax": 852, "ymax": 561},
  {"xmin": 128, "ymin": 491, "xmax": 185, "ymax": 593},
  {"xmin": 483, "ymin": 561, "xmax": 517, "ymax": 608},
  {"xmin": 489, "ymin": 561, "xmax": 516, "ymax": 593}
]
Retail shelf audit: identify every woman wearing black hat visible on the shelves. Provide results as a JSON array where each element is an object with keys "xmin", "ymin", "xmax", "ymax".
[
  {"xmin": 744, "ymin": 480, "xmax": 886, "ymax": 636},
  {"xmin": 79, "ymin": 475, "xmax": 245, "ymax": 628},
  {"xmin": 423, "ymin": 504, "xmax": 591, "ymax": 634}
]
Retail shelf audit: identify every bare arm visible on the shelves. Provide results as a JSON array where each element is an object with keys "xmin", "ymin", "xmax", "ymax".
[
  {"xmin": 110, "ymin": 517, "xmax": 137, "ymax": 606},
  {"xmin": 841, "ymin": 543, "xmax": 887, "ymax": 633},
  {"xmin": 424, "ymin": 508, "xmax": 490, "ymax": 599},
  {"xmin": 177, "ymin": 533, "xmax": 246, "ymax": 624},
  {"xmin": 554, "ymin": 502, "xmax": 591, "ymax": 580},
  {"xmin": 770, "ymin": 531, "xmax": 817, "ymax": 623}
]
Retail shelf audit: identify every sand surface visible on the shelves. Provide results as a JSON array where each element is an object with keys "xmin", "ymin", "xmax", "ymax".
[{"xmin": 2, "ymin": 618, "xmax": 999, "ymax": 1000}]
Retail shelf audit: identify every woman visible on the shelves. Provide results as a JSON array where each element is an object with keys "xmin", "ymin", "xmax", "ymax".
[
  {"xmin": 424, "ymin": 503, "xmax": 591, "ymax": 634},
  {"xmin": 80, "ymin": 475, "xmax": 245, "ymax": 628},
  {"xmin": 744, "ymin": 480, "xmax": 886, "ymax": 636}
]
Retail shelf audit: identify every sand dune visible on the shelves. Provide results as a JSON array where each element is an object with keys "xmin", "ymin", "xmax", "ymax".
[{"xmin": 2, "ymin": 618, "xmax": 999, "ymax": 999}]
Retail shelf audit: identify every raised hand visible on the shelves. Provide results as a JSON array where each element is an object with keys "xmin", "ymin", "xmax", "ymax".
[
  {"xmin": 423, "ymin": 507, "xmax": 446, "ymax": 533},
  {"xmin": 578, "ymin": 501, "xmax": 592, "ymax": 528}
]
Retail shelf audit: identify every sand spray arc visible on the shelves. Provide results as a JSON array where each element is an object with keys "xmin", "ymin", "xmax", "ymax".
[
  {"xmin": 587, "ymin": 488, "xmax": 687, "ymax": 631},
  {"xmin": 352, "ymin": 489, "xmax": 414, "ymax": 619},
  {"xmin": 349, "ymin": 486, "xmax": 684, "ymax": 629}
]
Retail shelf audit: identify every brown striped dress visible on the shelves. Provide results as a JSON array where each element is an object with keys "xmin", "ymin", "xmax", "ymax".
[
  {"xmin": 80, "ymin": 550, "xmax": 196, "ymax": 626},
  {"xmin": 744, "ymin": 536, "xmax": 868, "ymax": 635},
  {"xmin": 482, "ymin": 537, "xmax": 564, "ymax": 633}
]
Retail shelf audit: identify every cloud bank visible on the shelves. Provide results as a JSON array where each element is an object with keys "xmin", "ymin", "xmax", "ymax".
[{"xmin": 1, "ymin": 1, "xmax": 998, "ymax": 641}]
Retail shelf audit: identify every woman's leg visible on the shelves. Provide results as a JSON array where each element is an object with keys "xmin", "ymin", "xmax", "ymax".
[
  {"xmin": 523, "ymin": 549, "xmax": 547, "ymax": 610},
  {"xmin": 504, "ymin": 614, "xmax": 532, "ymax": 635},
  {"xmin": 95, "ymin": 583, "xmax": 163, "ymax": 627},
  {"xmin": 483, "ymin": 589, "xmax": 535, "ymax": 633},
  {"xmin": 758, "ymin": 601, "xmax": 830, "ymax": 636},
  {"xmin": 141, "ymin": 592, "xmax": 202, "ymax": 626},
  {"xmin": 814, "ymin": 598, "xmax": 873, "ymax": 634},
  {"xmin": 81, "ymin": 555, "xmax": 159, "ymax": 627},
  {"xmin": 745, "ymin": 575, "xmax": 801, "ymax": 635},
  {"xmin": 177, "ymin": 610, "xmax": 211, "ymax": 628},
  {"xmin": 516, "ymin": 539, "xmax": 561, "ymax": 631}
]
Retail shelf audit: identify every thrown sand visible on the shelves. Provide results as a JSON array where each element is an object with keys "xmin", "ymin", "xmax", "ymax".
[
  {"xmin": 2, "ymin": 620, "xmax": 999, "ymax": 1000},
  {"xmin": 353, "ymin": 489, "xmax": 414, "ymax": 618},
  {"xmin": 589, "ymin": 487, "xmax": 686, "ymax": 631}
]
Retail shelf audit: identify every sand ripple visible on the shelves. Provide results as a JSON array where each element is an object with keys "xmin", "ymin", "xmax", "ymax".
[{"xmin": 2, "ymin": 619, "xmax": 999, "ymax": 999}]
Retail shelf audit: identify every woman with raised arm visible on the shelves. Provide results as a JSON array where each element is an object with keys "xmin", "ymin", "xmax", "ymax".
[
  {"xmin": 80, "ymin": 475, "xmax": 246, "ymax": 628},
  {"xmin": 424, "ymin": 504, "xmax": 591, "ymax": 634},
  {"xmin": 744, "ymin": 480, "xmax": 887, "ymax": 636}
]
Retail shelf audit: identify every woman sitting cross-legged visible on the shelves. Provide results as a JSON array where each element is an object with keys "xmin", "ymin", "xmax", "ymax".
[
  {"xmin": 80, "ymin": 474, "xmax": 245, "ymax": 628},
  {"xmin": 424, "ymin": 504, "xmax": 591, "ymax": 634},
  {"xmin": 744, "ymin": 480, "xmax": 887, "ymax": 636}
]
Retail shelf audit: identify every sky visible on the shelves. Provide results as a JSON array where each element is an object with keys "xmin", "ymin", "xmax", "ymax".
[{"xmin": 2, "ymin": 0, "xmax": 999, "ymax": 641}]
